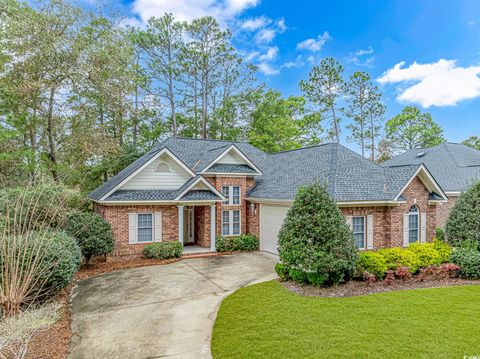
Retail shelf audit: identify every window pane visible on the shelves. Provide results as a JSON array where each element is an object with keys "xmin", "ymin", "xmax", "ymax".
[
  {"xmin": 409, "ymin": 229, "xmax": 418, "ymax": 243},
  {"xmin": 222, "ymin": 186, "xmax": 229, "ymax": 198},
  {"xmin": 137, "ymin": 214, "xmax": 153, "ymax": 242},
  {"xmin": 233, "ymin": 223, "xmax": 240, "ymax": 235},
  {"xmin": 138, "ymin": 228, "xmax": 152, "ymax": 242},
  {"xmin": 232, "ymin": 210, "xmax": 240, "ymax": 235},
  {"xmin": 409, "ymin": 214, "xmax": 418, "ymax": 229},
  {"xmin": 354, "ymin": 233, "xmax": 364, "ymax": 248},
  {"xmin": 222, "ymin": 211, "xmax": 230, "ymax": 235},
  {"xmin": 222, "ymin": 224, "xmax": 230, "ymax": 236},
  {"xmin": 232, "ymin": 186, "xmax": 240, "ymax": 205},
  {"xmin": 233, "ymin": 210, "xmax": 240, "ymax": 222},
  {"xmin": 352, "ymin": 217, "xmax": 365, "ymax": 248}
]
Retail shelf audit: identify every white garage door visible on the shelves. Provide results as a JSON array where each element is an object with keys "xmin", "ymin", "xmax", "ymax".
[{"xmin": 260, "ymin": 204, "xmax": 290, "ymax": 255}]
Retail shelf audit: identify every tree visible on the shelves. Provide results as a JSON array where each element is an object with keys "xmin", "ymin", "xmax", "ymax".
[
  {"xmin": 247, "ymin": 89, "xmax": 320, "ymax": 153},
  {"xmin": 277, "ymin": 183, "xmax": 357, "ymax": 286},
  {"xmin": 300, "ymin": 57, "xmax": 344, "ymax": 143},
  {"xmin": 463, "ymin": 136, "xmax": 480, "ymax": 151},
  {"xmin": 445, "ymin": 181, "xmax": 480, "ymax": 248},
  {"xmin": 385, "ymin": 106, "xmax": 445, "ymax": 151},
  {"xmin": 343, "ymin": 72, "xmax": 385, "ymax": 158},
  {"xmin": 375, "ymin": 138, "xmax": 393, "ymax": 163}
]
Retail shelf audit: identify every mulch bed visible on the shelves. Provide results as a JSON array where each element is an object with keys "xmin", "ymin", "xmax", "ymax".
[{"xmin": 283, "ymin": 277, "xmax": 480, "ymax": 298}]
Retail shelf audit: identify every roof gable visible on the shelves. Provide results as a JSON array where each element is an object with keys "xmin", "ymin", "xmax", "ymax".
[{"xmin": 199, "ymin": 144, "xmax": 262, "ymax": 175}]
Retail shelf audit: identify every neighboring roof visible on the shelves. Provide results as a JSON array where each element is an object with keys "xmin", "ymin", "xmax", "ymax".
[
  {"xmin": 383, "ymin": 142, "xmax": 480, "ymax": 193},
  {"xmin": 204, "ymin": 163, "xmax": 258, "ymax": 174},
  {"xmin": 247, "ymin": 143, "xmax": 427, "ymax": 202},
  {"xmin": 179, "ymin": 190, "xmax": 222, "ymax": 201}
]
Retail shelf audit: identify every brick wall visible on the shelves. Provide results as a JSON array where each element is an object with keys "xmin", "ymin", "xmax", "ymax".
[
  {"xmin": 94, "ymin": 203, "xmax": 178, "ymax": 256},
  {"xmin": 436, "ymin": 195, "xmax": 458, "ymax": 228},
  {"xmin": 193, "ymin": 205, "xmax": 211, "ymax": 248}
]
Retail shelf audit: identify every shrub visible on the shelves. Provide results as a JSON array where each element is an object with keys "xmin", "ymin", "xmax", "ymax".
[
  {"xmin": 275, "ymin": 263, "xmax": 290, "ymax": 281},
  {"xmin": 306, "ymin": 272, "xmax": 327, "ymax": 287},
  {"xmin": 407, "ymin": 242, "xmax": 442, "ymax": 268},
  {"xmin": 142, "ymin": 242, "xmax": 183, "ymax": 260},
  {"xmin": 419, "ymin": 264, "xmax": 460, "ymax": 280},
  {"xmin": 288, "ymin": 268, "xmax": 308, "ymax": 284},
  {"xmin": 278, "ymin": 183, "xmax": 357, "ymax": 286},
  {"xmin": 65, "ymin": 211, "xmax": 114, "ymax": 264},
  {"xmin": 378, "ymin": 247, "xmax": 419, "ymax": 273},
  {"xmin": 445, "ymin": 181, "xmax": 480, "ymax": 247},
  {"xmin": 356, "ymin": 252, "xmax": 387, "ymax": 280},
  {"xmin": 362, "ymin": 271, "xmax": 376, "ymax": 285},
  {"xmin": 0, "ymin": 230, "xmax": 82, "ymax": 317},
  {"xmin": 394, "ymin": 266, "xmax": 413, "ymax": 282},
  {"xmin": 432, "ymin": 239, "xmax": 452, "ymax": 263},
  {"xmin": 0, "ymin": 182, "xmax": 89, "ymax": 234},
  {"xmin": 435, "ymin": 227, "xmax": 445, "ymax": 242},
  {"xmin": 450, "ymin": 248, "xmax": 480, "ymax": 279},
  {"xmin": 216, "ymin": 234, "xmax": 259, "ymax": 252},
  {"xmin": 384, "ymin": 270, "xmax": 395, "ymax": 285}
]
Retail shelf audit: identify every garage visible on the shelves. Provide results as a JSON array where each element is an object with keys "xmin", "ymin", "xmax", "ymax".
[{"xmin": 260, "ymin": 204, "xmax": 290, "ymax": 255}]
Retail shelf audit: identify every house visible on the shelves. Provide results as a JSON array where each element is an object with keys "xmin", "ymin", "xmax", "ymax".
[
  {"xmin": 89, "ymin": 137, "xmax": 451, "ymax": 256},
  {"xmin": 383, "ymin": 142, "xmax": 480, "ymax": 228}
]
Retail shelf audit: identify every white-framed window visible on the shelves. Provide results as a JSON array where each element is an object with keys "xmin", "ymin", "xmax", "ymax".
[
  {"xmin": 221, "ymin": 210, "xmax": 241, "ymax": 236},
  {"xmin": 137, "ymin": 213, "xmax": 153, "ymax": 242},
  {"xmin": 352, "ymin": 216, "xmax": 366, "ymax": 249},
  {"xmin": 408, "ymin": 205, "xmax": 419, "ymax": 243},
  {"xmin": 222, "ymin": 185, "xmax": 241, "ymax": 205}
]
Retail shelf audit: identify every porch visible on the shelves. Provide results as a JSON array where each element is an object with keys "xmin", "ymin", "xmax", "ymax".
[{"xmin": 177, "ymin": 204, "xmax": 217, "ymax": 252}]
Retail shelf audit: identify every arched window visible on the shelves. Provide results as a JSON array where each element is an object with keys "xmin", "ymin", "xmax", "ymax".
[
  {"xmin": 408, "ymin": 205, "xmax": 419, "ymax": 243},
  {"xmin": 155, "ymin": 162, "xmax": 171, "ymax": 173}
]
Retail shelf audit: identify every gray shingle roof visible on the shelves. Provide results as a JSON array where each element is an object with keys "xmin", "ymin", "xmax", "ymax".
[
  {"xmin": 247, "ymin": 143, "xmax": 422, "ymax": 201},
  {"xmin": 383, "ymin": 142, "xmax": 480, "ymax": 192},
  {"xmin": 179, "ymin": 190, "xmax": 222, "ymax": 201},
  {"xmin": 205, "ymin": 163, "xmax": 258, "ymax": 174},
  {"xmin": 106, "ymin": 189, "xmax": 179, "ymax": 201},
  {"xmin": 90, "ymin": 137, "xmax": 445, "ymax": 203}
]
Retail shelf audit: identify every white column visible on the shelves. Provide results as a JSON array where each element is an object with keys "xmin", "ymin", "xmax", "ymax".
[
  {"xmin": 210, "ymin": 204, "xmax": 216, "ymax": 251},
  {"xmin": 177, "ymin": 205, "xmax": 184, "ymax": 244}
]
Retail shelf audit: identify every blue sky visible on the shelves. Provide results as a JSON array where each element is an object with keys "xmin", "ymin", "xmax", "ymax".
[{"xmin": 117, "ymin": 0, "xmax": 480, "ymax": 147}]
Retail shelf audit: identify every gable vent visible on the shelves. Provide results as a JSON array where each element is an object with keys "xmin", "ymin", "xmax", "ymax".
[{"xmin": 416, "ymin": 152, "xmax": 425, "ymax": 158}]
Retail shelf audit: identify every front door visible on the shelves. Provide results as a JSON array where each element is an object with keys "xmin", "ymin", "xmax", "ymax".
[{"xmin": 185, "ymin": 207, "xmax": 195, "ymax": 244}]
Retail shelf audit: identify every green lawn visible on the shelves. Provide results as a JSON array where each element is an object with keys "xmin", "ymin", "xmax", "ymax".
[{"xmin": 212, "ymin": 281, "xmax": 480, "ymax": 359}]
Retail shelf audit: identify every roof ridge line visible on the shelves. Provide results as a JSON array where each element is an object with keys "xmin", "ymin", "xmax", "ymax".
[{"xmin": 271, "ymin": 142, "xmax": 333, "ymax": 155}]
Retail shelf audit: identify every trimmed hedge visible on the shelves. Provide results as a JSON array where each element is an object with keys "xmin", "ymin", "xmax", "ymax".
[
  {"xmin": 216, "ymin": 234, "xmax": 259, "ymax": 252},
  {"xmin": 378, "ymin": 247, "xmax": 420, "ymax": 274},
  {"xmin": 142, "ymin": 242, "xmax": 183, "ymax": 260},
  {"xmin": 450, "ymin": 248, "xmax": 480, "ymax": 279},
  {"xmin": 356, "ymin": 252, "xmax": 388, "ymax": 280},
  {"xmin": 407, "ymin": 242, "xmax": 442, "ymax": 268},
  {"xmin": 65, "ymin": 211, "xmax": 114, "ymax": 264},
  {"xmin": 277, "ymin": 183, "xmax": 357, "ymax": 286}
]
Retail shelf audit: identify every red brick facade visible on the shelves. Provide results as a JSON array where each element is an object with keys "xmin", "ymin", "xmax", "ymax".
[
  {"xmin": 436, "ymin": 195, "xmax": 458, "ymax": 228},
  {"xmin": 95, "ymin": 173, "xmax": 446, "ymax": 256}
]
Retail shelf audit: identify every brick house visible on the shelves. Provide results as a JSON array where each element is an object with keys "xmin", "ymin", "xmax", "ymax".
[{"xmin": 89, "ymin": 137, "xmax": 467, "ymax": 256}]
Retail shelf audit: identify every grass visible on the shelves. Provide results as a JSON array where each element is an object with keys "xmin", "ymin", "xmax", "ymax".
[{"xmin": 212, "ymin": 281, "xmax": 480, "ymax": 359}]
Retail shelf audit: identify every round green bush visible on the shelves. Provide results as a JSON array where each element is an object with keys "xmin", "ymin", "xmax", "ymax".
[
  {"xmin": 356, "ymin": 252, "xmax": 387, "ymax": 280},
  {"xmin": 450, "ymin": 248, "xmax": 480, "ymax": 279},
  {"xmin": 278, "ymin": 183, "xmax": 357, "ymax": 286},
  {"xmin": 275, "ymin": 263, "xmax": 290, "ymax": 280},
  {"xmin": 288, "ymin": 268, "xmax": 308, "ymax": 284},
  {"xmin": 446, "ymin": 181, "xmax": 480, "ymax": 247},
  {"xmin": 216, "ymin": 234, "xmax": 259, "ymax": 252},
  {"xmin": 432, "ymin": 239, "xmax": 452, "ymax": 263},
  {"xmin": 142, "ymin": 242, "xmax": 183, "ymax": 259},
  {"xmin": 65, "ymin": 211, "xmax": 114, "ymax": 263},
  {"xmin": 306, "ymin": 272, "xmax": 327, "ymax": 286},
  {"xmin": 378, "ymin": 247, "xmax": 420, "ymax": 274}
]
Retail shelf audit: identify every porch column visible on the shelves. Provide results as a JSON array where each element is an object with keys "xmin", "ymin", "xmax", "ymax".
[
  {"xmin": 177, "ymin": 205, "xmax": 184, "ymax": 244},
  {"xmin": 210, "ymin": 204, "xmax": 216, "ymax": 251}
]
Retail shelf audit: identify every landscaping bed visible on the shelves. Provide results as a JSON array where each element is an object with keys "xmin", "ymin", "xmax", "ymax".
[{"xmin": 283, "ymin": 277, "xmax": 480, "ymax": 297}]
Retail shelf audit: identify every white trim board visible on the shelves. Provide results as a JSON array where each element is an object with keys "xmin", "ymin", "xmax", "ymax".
[
  {"xmin": 199, "ymin": 144, "xmax": 262, "ymax": 175},
  {"xmin": 100, "ymin": 148, "xmax": 195, "ymax": 201},
  {"xmin": 393, "ymin": 165, "xmax": 448, "ymax": 202}
]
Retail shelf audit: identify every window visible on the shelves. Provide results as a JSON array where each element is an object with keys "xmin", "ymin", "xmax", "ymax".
[
  {"xmin": 408, "ymin": 205, "xmax": 419, "ymax": 243},
  {"xmin": 352, "ymin": 216, "xmax": 365, "ymax": 249},
  {"xmin": 222, "ymin": 185, "xmax": 241, "ymax": 205},
  {"xmin": 137, "ymin": 213, "xmax": 153, "ymax": 242},
  {"xmin": 221, "ymin": 210, "xmax": 241, "ymax": 236},
  {"xmin": 155, "ymin": 162, "xmax": 170, "ymax": 172}
]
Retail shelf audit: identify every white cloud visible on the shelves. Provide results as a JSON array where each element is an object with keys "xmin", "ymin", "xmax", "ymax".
[
  {"xmin": 348, "ymin": 46, "xmax": 375, "ymax": 67},
  {"xmin": 255, "ymin": 28, "xmax": 277, "ymax": 43},
  {"xmin": 258, "ymin": 62, "xmax": 279, "ymax": 75},
  {"xmin": 131, "ymin": 0, "xmax": 259, "ymax": 24},
  {"xmin": 244, "ymin": 51, "xmax": 260, "ymax": 61},
  {"xmin": 378, "ymin": 59, "xmax": 480, "ymax": 107},
  {"xmin": 296, "ymin": 32, "xmax": 331, "ymax": 52},
  {"xmin": 240, "ymin": 16, "xmax": 270, "ymax": 31},
  {"xmin": 282, "ymin": 55, "xmax": 304, "ymax": 69},
  {"xmin": 275, "ymin": 18, "xmax": 287, "ymax": 32},
  {"xmin": 468, "ymin": 20, "xmax": 476, "ymax": 25},
  {"xmin": 258, "ymin": 46, "xmax": 278, "ymax": 61}
]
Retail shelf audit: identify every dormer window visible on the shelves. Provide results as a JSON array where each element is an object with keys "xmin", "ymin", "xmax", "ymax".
[{"xmin": 155, "ymin": 162, "xmax": 171, "ymax": 173}]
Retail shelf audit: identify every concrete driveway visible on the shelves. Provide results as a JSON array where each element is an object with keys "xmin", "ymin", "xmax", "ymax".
[{"xmin": 70, "ymin": 252, "xmax": 277, "ymax": 359}]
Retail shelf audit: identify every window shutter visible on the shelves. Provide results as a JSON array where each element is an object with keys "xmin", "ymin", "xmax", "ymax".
[
  {"xmin": 345, "ymin": 216, "xmax": 353, "ymax": 229},
  {"xmin": 154, "ymin": 212, "xmax": 162, "ymax": 242},
  {"xmin": 366, "ymin": 215, "xmax": 374, "ymax": 250},
  {"xmin": 128, "ymin": 213, "xmax": 137, "ymax": 244},
  {"xmin": 403, "ymin": 214, "xmax": 409, "ymax": 247},
  {"xmin": 420, "ymin": 213, "xmax": 427, "ymax": 243}
]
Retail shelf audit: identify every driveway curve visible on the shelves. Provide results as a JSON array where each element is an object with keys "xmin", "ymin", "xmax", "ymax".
[{"xmin": 70, "ymin": 252, "xmax": 277, "ymax": 359}]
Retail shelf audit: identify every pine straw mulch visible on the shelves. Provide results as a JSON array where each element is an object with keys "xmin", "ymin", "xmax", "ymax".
[
  {"xmin": 283, "ymin": 277, "xmax": 480, "ymax": 298},
  {"xmin": 23, "ymin": 255, "xmax": 180, "ymax": 359}
]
